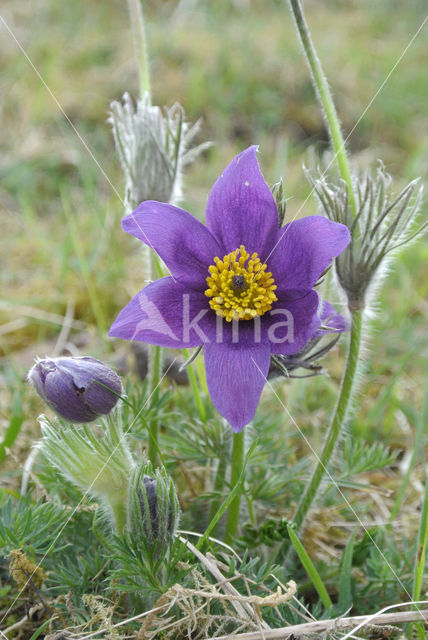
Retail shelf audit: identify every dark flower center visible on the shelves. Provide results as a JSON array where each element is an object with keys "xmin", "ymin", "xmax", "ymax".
[{"xmin": 231, "ymin": 274, "xmax": 247, "ymax": 293}]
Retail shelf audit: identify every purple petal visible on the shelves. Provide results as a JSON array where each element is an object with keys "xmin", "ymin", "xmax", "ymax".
[
  {"xmin": 267, "ymin": 290, "xmax": 321, "ymax": 355},
  {"xmin": 267, "ymin": 216, "xmax": 350, "ymax": 293},
  {"xmin": 122, "ymin": 202, "xmax": 222, "ymax": 290},
  {"xmin": 205, "ymin": 146, "xmax": 278, "ymax": 258},
  {"xmin": 109, "ymin": 277, "xmax": 216, "ymax": 348},
  {"xmin": 42, "ymin": 371, "xmax": 99, "ymax": 422},
  {"xmin": 316, "ymin": 300, "xmax": 349, "ymax": 335},
  {"xmin": 204, "ymin": 325, "xmax": 270, "ymax": 431}
]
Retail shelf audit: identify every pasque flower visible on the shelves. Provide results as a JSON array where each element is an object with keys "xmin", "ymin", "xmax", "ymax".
[
  {"xmin": 29, "ymin": 356, "xmax": 122, "ymax": 423},
  {"xmin": 109, "ymin": 147, "xmax": 350, "ymax": 430}
]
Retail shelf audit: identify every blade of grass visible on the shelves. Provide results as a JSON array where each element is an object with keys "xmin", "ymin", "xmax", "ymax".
[
  {"xmin": 61, "ymin": 193, "xmax": 107, "ymax": 339},
  {"xmin": 410, "ymin": 477, "xmax": 428, "ymax": 640},
  {"xmin": 337, "ymin": 527, "xmax": 357, "ymax": 614},
  {"xmin": 0, "ymin": 390, "xmax": 25, "ymax": 466},
  {"xmin": 29, "ymin": 617, "xmax": 57, "ymax": 640},
  {"xmin": 390, "ymin": 377, "xmax": 428, "ymax": 521},
  {"xmin": 182, "ymin": 348, "xmax": 206, "ymax": 423},
  {"xmin": 287, "ymin": 525, "xmax": 333, "ymax": 610}
]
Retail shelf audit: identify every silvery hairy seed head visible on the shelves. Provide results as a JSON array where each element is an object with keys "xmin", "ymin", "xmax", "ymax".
[
  {"xmin": 28, "ymin": 356, "xmax": 122, "ymax": 423},
  {"xmin": 127, "ymin": 461, "xmax": 180, "ymax": 556},
  {"xmin": 109, "ymin": 92, "xmax": 211, "ymax": 209},
  {"xmin": 308, "ymin": 165, "xmax": 425, "ymax": 310}
]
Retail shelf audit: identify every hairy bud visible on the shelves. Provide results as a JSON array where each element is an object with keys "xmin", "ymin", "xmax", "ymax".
[
  {"xmin": 127, "ymin": 461, "xmax": 180, "ymax": 555},
  {"xmin": 28, "ymin": 356, "xmax": 122, "ymax": 423},
  {"xmin": 308, "ymin": 165, "xmax": 425, "ymax": 309}
]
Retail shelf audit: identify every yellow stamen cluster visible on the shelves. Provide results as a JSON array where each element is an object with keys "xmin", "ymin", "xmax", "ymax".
[{"xmin": 205, "ymin": 245, "xmax": 277, "ymax": 322}]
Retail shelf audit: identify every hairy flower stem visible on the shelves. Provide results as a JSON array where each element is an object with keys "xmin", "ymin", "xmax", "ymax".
[
  {"xmin": 106, "ymin": 418, "xmax": 133, "ymax": 536},
  {"xmin": 225, "ymin": 430, "xmax": 245, "ymax": 544},
  {"xmin": 286, "ymin": 308, "xmax": 363, "ymax": 553},
  {"xmin": 288, "ymin": 0, "xmax": 357, "ymax": 217},
  {"xmin": 147, "ymin": 255, "xmax": 164, "ymax": 467},
  {"xmin": 147, "ymin": 343, "xmax": 162, "ymax": 466},
  {"xmin": 127, "ymin": 0, "xmax": 151, "ymax": 101}
]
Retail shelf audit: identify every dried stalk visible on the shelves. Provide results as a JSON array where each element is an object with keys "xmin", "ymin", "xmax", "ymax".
[{"xmin": 205, "ymin": 607, "xmax": 428, "ymax": 640}]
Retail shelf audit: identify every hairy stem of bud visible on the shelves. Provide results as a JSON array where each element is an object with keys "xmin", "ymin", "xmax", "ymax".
[
  {"xmin": 225, "ymin": 430, "xmax": 245, "ymax": 544},
  {"xmin": 147, "ymin": 348, "xmax": 162, "ymax": 466},
  {"xmin": 127, "ymin": 0, "xmax": 151, "ymax": 101},
  {"xmin": 288, "ymin": 0, "xmax": 357, "ymax": 217},
  {"xmin": 110, "ymin": 494, "xmax": 129, "ymax": 538},
  {"xmin": 286, "ymin": 308, "xmax": 363, "ymax": 553}
]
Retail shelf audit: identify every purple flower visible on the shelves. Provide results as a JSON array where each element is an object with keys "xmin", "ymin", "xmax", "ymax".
[
  {"xmin": 109, "ymin": 146, "xmax": 350, "ymax": 431},
  {"xmin": 28, "ymin": 356, "xmax": 123, "ymax": 423}
]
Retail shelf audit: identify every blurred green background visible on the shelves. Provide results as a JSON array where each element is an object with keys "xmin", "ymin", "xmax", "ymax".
[{"xmin": 0, "ymin": 0, "xmax": 427, "ymax": 457}]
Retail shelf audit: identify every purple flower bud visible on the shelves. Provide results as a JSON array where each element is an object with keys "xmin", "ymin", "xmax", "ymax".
[{"xmin": 28, "ymin": 356, "xmax": 123, "ymax": 423}]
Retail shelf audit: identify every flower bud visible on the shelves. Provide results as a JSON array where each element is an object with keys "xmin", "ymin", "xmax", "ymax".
[
  {"xmin": 127, "ymin": 461, "xmax": 180, "ymax": 555},
  {"xmin": 28, "ymin": 356, "xmax": 122, "ymax": 423}
]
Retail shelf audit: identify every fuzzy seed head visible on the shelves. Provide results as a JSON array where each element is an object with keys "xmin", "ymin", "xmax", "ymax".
[{"xmin": 308, "ymin": 165, "xmax": 425, "ymax": 308}]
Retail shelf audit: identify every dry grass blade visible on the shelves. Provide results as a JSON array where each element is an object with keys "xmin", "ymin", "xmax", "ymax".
[{"xmin": 203, "ymin": 607, "xmax": 428, "ymax": 640}]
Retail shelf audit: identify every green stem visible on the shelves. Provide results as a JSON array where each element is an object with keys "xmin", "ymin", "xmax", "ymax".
[
  {"xmin": 225, "ymin": 430, "xmax": 245, "ymax": 544},
  {"xmin": 127, "ymin": 0, "xmax": 151, "ymax": 100},
  {"xmin": 208, "ymin": 455, "xmax": 227, "ymax": 531},
  {"xmin": 145, "ymin": 245, "xmax": 163, "ymax": 467},
  {"xmin": 288, "ymin": 308, "xmax": 363, "ymax": 545},
  {"xmin": 288, "ymin": 0, "xmax": 357, "ymax": 216}
]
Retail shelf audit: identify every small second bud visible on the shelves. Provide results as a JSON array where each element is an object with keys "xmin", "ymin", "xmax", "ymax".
[{"xmin": 127, "ymin": 461, "xmax": 180, "ymax": 556}]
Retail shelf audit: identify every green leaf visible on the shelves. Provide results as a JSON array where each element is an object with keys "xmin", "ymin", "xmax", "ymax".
[
  {"xmin": 287, "ymin": 525, "xmax": 333, "ymax": 610},
  {"xmin": 338, "ymin": 438, "xmax": 397, "ymax": 478}
]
